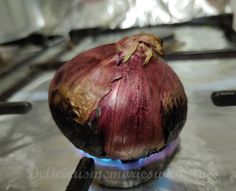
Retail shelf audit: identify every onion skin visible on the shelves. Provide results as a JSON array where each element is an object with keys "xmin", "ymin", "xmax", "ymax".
[{"xmin": 49, "ymin": 34, "xmax": 187, "ymax": 160}]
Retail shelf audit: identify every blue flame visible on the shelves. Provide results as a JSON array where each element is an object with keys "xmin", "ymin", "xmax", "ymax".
[
  {"xmin": 74, "ymin": 139, "xmax": 179, "ymax": 171},
  {"xmin": 78, "ymin": 150, "xmax": 145, "ymax": 170}
]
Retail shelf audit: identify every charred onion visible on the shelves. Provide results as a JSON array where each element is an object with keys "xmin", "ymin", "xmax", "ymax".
[{"xmin": 49, "ymin": 34, "xmax": 187, "ymax": 160}]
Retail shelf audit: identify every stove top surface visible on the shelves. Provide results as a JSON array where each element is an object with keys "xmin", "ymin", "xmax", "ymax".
[{"xmin": 0, "ymin": 25, "xmax": 236, "ymax": 191}]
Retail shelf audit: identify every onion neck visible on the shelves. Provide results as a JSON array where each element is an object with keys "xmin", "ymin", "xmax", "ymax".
[{"xmin": 116, "ymin": 34, "xmax": 164, "ymax": 65}]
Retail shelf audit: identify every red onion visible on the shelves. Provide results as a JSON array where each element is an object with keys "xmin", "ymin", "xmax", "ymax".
[{"xmin": 49, "ymin": 34, "xmax": 187, "ymax": 160}]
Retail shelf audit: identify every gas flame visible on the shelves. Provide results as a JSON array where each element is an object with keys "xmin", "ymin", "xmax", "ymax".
[{"xmin": 76, "ymin": 139, "xmax": 179, "ymax": 171}]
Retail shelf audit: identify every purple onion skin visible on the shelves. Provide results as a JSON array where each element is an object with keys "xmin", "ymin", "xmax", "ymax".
[{"xmin": 49, "ymin": 34, "xmax": 187, "ymax": 160}]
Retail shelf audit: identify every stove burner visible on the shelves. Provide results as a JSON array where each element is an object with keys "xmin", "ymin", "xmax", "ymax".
[{"xmin": 79, "ymin": 138, "xmax": 180, "ymax": 188}]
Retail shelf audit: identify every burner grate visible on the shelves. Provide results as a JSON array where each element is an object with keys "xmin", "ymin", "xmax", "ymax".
[
  {"xmin": 0, "ymin": 101, "xmax": 32, "ymax": 115},
  {"xmin": 211, "ymin": 90, "xmax": 236, "ymax": 106}
]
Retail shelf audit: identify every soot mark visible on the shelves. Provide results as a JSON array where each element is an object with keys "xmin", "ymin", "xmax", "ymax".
[
  {"xmin": 49, "ymin": 90, "xmax": 105, "ymax": 157},
  {"xmin": 162, "ymin": 96, "xmax": 187, "ymax": 144}
]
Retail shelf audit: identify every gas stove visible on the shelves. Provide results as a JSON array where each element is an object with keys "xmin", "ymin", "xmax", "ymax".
[{"xmin": 1, "ymin": 23, "xmax": 236, "ymax": 191}]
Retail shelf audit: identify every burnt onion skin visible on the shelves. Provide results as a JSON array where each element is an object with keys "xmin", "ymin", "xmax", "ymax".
[{"xmin": 49, "ymin": 34, "xmax": 187, "ymax": 160}]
